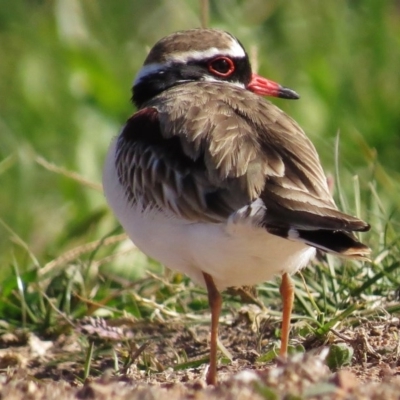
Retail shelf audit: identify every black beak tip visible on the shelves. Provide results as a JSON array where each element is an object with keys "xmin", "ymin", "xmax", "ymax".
[{"xmin": 279, "ymin": 87, "xmax": 300, "ymax": 100}]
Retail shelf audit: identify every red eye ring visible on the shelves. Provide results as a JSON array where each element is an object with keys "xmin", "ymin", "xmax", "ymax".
[{"xmin": 207, "ymin": 56, "xmax": 235, "ymax": 77}]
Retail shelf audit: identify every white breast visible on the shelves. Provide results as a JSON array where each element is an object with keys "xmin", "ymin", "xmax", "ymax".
[{"xmin": 103, "ymin": 139, "xmax": 316, "ymax": 290}]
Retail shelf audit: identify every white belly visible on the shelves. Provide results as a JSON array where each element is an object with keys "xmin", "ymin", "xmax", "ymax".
[{"xmin": 103, "ymin": 139, "xmax": 316, "ymax": 290}]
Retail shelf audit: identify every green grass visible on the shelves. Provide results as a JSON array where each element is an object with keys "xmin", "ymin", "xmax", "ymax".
[{"xmin": 0, "ymin": 0, "xmax": 399, "ymax": 374}]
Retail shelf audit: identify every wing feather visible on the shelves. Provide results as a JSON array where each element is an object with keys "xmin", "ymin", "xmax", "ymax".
[{"xmin": 115, "ymin": 82, "xmax": 370, "ymax": 250}]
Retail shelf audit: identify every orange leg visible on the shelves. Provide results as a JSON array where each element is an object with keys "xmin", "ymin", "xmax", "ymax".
[
  {"xmin": 279, "ymin": 272, "xmax": 294, "ymax": 357},
  {"xmin": 203, "ymin": 272, "xmax": 222, "ymax": 385}
]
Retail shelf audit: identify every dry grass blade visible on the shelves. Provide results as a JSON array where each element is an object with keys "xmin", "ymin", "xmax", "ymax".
[
  {"xmin": 39, "ymin": 233, "xmax": 129, "ymax": 278},
  {"xmin": 0, "ymin": 218, "xmax": 40, "ymax": 268},
  {"xmin": 39, "ymin": 289, "xmax": 76, "ymax": 327},
  {"xmin": 130, "ymin": 291, "xmax": 206, "ymax": 322},
  {"xmin": 36, "ymin": 155, "xmax": 103, "ymax": 192}
]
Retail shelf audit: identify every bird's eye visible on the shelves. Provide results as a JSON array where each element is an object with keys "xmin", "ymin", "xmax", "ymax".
[{"xmin": 208, "ymin": 57, "xmax": 235, "ymax": 77}]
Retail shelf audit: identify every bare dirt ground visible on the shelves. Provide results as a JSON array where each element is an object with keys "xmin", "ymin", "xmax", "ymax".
[{"xmin": 1, "ymin": 310, "xmax": 400, "ymax": 399}]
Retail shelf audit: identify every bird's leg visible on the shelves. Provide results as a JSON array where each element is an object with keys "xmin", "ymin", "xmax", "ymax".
[
  {"xmin": 203, "ymin": 272, "xmax": 222, "ymax": 385},
  {"xmin": 279, "ymin": 272, "xmax": 294, "ymax": 357}
]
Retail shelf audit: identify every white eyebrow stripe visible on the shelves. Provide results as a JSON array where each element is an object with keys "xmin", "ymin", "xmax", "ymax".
[
  {"xmin": 170, "ymin": 44, "xmax": 245, "ymax": 63},
  {"xmin": 134, "ymin": 63, "xmax": 164, "ymax": 85},
  {"xmin": 169, "ymin": 35, "xmax": 245, "ymax": 62}
]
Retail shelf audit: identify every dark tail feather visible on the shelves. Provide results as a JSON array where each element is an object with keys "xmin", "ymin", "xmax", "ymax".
[
  {"xmin": 268, "ymin": 227, "xmax": 371, "ymax": 260},
  {"xmin": 295, "ymin": 229, "xmax": 370, "ymax": 260}
]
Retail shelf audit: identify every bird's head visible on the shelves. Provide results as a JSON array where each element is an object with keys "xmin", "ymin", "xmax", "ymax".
[{"xmin": 132, "ymin": 29, "xmax": 299, "ymax": 107}]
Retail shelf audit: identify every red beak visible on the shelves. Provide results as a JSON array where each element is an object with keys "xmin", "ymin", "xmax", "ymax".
[{"xmin": 247, "ymin": 73, "xmax": 299, "ymax": 100}]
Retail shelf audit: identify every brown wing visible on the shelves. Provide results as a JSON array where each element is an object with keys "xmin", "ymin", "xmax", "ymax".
[
  {"xmin": 115, "ymin": 106, "xmax": 249, "ymax": 222},
  {"xmin": 116, "ymin": 81, "xmax": 370, "ymax": 246}
]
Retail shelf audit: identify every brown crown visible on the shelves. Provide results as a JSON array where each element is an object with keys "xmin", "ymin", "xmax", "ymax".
[{"xmin": 143, "ymin": 29, "xmax": 240, "ymax": 65}]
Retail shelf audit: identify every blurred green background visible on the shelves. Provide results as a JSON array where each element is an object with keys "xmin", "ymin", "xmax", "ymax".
[{"xmin": 1, "ymin": 0, "xmax": 399, "ymax": 277}]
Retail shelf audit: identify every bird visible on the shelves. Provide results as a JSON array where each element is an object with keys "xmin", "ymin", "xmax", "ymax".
[{"xmin": 103, "ymin": 28, "xmax": 370, "ymax": 385}]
